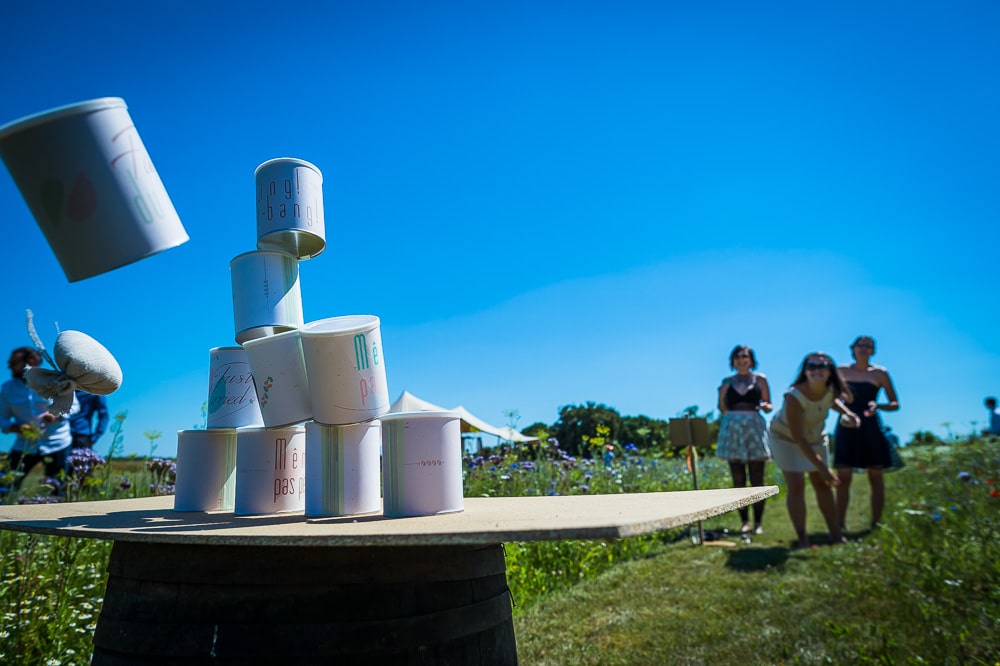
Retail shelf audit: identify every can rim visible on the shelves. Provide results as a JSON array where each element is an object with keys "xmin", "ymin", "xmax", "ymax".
[
  {"xmin": 0, "ymin": 97, "xmax": 127, "ymax": 140},
  {"xmin": 254, "ymin": 157, "xmax": 322, "ymax": 178},
  {"xmin": 229, "ymin": 248, "xmax": 299, "ymax": 266},
  {"xmin": 381, "ymin": 410, "xmax": 460, "ymax": 421},
  {"xmin": 241, "ymin": 327, "xmax": 301, "ymax": 348},
  {"xmin": 300, "ymin": 315, "xmax": 380, "ymax": 337}
]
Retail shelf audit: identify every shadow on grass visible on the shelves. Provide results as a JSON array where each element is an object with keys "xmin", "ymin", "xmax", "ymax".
[{"xmin": 724, "ymin": 546, "xmax": 789, "ymax": 571}]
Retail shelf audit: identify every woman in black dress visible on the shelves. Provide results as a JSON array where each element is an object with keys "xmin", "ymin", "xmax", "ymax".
[{"xmin": 834, "ymin": 335, "xmax": 899, "ymax": 531}]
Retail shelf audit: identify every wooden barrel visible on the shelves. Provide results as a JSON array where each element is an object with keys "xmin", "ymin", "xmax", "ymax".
[{"xmin": 92, "ymin": 541, "xmax": 517, "ymax": 665}]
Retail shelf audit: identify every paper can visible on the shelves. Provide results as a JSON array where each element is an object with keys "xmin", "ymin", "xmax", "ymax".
[
  {"xmin": 206, "ymin": 346, "xmax": 264, "ymax": 428},
  {"xmin": 381, "ymin": 411, "xmax": 464, "ymax": 517},
  {"xmin": 230, "ymin": 249, "xmax": 304, "ymax": 344},
  {"xmin": 174, "ymin": 429, "xmax": 237, "ymax": 512},
  {"xmin": 300, "ymin": 315, "xmax": 389, "ymax": 425},
  {"xmin": 235, "ymin": 426, "xmax": 306, "ymax": 515},
  {"xmin": 0, "ymin": 97, "xmax": 188, "ymax": 282},
  {"xmin": 305, "ymin": 420, "xmax": 381, "ymax": 517},
  {"xmin": 255, "ymin": 158, "xmax": 325, "ymax": 259},
  {"xmin": 242, "ymin": 329, "xmax": 311, "ymax": 428}
]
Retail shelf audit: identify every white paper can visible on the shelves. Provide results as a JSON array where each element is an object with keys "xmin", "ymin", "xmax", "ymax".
[
  {"xmin": 230, "ymin": 249, "xmax": 304, "ymax": 344},
  {"xmin": 255, "ymin": 158, "xmax": 325, "ymax": 260},
  {"xmin": 206, "ymin": 347, "xmax": 264, "ymax": 428},
  {"xmin": 242, "ymin": 329, "xmax": 311, "ymax": 428},
  {"xmin": 0, "ymin": 97, "xmax": 189, "ymax": 282},
  {"xmin": 235, "ymin": 426, "xmax": 306, "ymax": 515},
  {"xmin": 300, "ymin": 315, "xmax": 389, "ymax": 425},
  {"xmin": 305, "ymin": 420, "xmax": 381, "ymax": 517},
  {"xmin": 174, "ymin": 429, "xmax": 237, "ymax": 512},
  {"xmin": 381, "ymin": 411, "xmax": 463, "ymax": 518}
]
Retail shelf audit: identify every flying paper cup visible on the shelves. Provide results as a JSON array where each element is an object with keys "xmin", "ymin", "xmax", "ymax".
[
  {"xmin": 300, "ymin": 315, "xmax": 389, "ymax": 425},
  {"xmin": 174, "ymin": 429, "xmax": 237, "ymax": 512},
  {"xmin": 206, "ymin": 346, "xmax": 264, "ymax": 428},
  {"xmin": 0, "ymin": 97, "xmax": 188, "ymax": 282},
  {"xmin": 242, "ymin": 329, "xmax": 311, "ymax": 428},
  {"xmin": 255, "ymin": 158, "xmax": 325, "ymax": 259},
  {"xmin": 235, "ymin": 426, "xmax": 306, "ymax": 515},
  {"xmin": 230, "ymin": 249, "xmax": 304, "ymax": 344},
  {"xmin": 381, "ymin": 411, "xmax": 463, "ymax": 517},
  {"xmin": 305, "ymin": 420, "xmax": 381, "ymax": 517}
]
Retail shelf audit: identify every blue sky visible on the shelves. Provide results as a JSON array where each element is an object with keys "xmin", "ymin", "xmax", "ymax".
[{"xmin": 1, "ymin": 1, "xmax": 997, "ymax": 457}]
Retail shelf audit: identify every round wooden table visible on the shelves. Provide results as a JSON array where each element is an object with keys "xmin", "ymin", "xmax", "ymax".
[{"xmin": 0, "ymin": 487, "xmax": 776, "ymax": 665}]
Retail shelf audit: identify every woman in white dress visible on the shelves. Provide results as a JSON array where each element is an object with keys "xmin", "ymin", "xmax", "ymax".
[{"xmin": 769, "ymin": 352, "xmax": 860, "ymax": 548}]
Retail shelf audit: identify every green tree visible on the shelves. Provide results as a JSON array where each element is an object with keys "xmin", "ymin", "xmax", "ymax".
[
  {"xmin": 620, "ymin": 414, "xmax": 671, "ymax": 450},
  {"xmin": 553, "ymin": 402, "xmax": 622, "ymax": 457}
]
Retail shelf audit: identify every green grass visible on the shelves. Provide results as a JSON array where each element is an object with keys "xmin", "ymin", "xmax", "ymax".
[
  {"xmin": 512, "ymin": 438, "xmax": 1000, "ymax": 665},
  {"xmin": 0, "ymin": 433, "xmax": 997, "ymax": 665}
]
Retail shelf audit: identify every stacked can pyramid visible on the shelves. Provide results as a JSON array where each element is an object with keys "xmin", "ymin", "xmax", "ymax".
[{"xmin": 173, "ymin": 158, "xmax": 463, "ymax": 519}]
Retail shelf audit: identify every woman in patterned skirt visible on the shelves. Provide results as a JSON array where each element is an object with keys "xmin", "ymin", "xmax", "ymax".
[{"xmin": 716, "ymin": 345, "xmax": 773, "ymax": 534}]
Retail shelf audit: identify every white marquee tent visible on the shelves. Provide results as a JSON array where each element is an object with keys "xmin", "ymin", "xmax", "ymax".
[{"xmin": 388, "ymin": 390, "xmax": 539, "ymax": 444}]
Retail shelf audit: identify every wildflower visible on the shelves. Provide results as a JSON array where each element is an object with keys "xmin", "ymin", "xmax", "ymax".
[
  {"xmin": 578, "ymin": 485, "xmax": 590, "ymax": 493},
  {"xmin": 990, "ymin": 489, "xmax": 999, "ymax": 498},
  {"xmin": 958, "ymin": 471, "xmax": 971, "ymax": 482},
  {"xmin": 933, "ymin": 513, "xmax": 942, "ymax": 521}
]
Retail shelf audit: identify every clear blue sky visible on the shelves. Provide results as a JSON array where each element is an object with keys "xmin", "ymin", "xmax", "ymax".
[{"xmin": 2, "ymin": 1, "xmax": 997, "ymax": 457}]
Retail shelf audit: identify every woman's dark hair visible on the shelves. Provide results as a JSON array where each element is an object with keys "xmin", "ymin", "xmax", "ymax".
[
  {"xmin": 10, "ymin": 346, "xmax": 41, "ymax": 366},
  {"xmin": 792, "ymin": 351, "xmax": 852, "ymax": 402},
  {"xmin": 850, "ymin": 335, "xmax": 876, "ymax": 357},
  {"xmin": 728, "ymin": 345, "xmax": 757, "ymax": 371}
]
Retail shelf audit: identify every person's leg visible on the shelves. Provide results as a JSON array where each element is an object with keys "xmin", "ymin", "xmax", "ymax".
[
  {"xmin": 836, "ymin": 466, "xmax": 853, "ymax": 531},
  {"xmin": 8, "ymin": 449, "xmax": 25, "ymax": 488},
  {"xmin": 809, "ymin": 471, "xmax": 844, "ymax": 543},
  {"xmin": 43, "ymin": 450, "xmax": 68, "ymax": 496},
  {"xmin": 868, "ymin": 468, "xmax": 885, "ymax": 528},
  {"xmin": 748, "ymin": 460, "xmax": 766, "ymax": 531},
  {"xmin": 784, "ymin": 471, "xmax": 808, "ymax": 547},
  {"xmin": 729, "ymin": 461, "xmax": 750, "ymax": 529}
]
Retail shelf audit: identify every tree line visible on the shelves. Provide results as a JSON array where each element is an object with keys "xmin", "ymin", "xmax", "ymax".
[{"xmin": 519, "ymin": 401, "xmax": 720, "ymax": 458}]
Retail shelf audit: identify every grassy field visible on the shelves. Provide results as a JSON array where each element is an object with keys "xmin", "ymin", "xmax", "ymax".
[
  {"xmin": 513, "ymin": 441, "xmax": 1000, "ymax": 665},
  {"xmin": 0, "ymin": 434, "xmax": 997, "ymax": 665}
]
